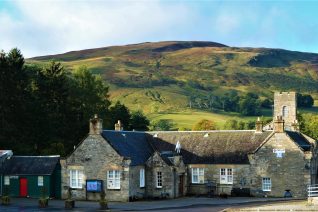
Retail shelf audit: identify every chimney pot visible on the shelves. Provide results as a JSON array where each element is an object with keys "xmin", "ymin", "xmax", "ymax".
[{"xmin": 255, "ymin": 117, "xmax": 263, "ymax": 133}]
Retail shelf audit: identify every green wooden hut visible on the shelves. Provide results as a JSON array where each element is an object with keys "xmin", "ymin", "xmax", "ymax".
[{"xmin": 1, "ymin": 156, "xmax": 61, "ymax": 199}]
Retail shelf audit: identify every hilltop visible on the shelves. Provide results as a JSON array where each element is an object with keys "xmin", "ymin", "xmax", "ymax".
[{"xmin": 28, "ymin": 41, "xmax": 318, "ymax": 129}]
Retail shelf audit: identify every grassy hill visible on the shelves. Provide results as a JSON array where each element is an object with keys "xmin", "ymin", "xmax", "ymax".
[{"xmin": 27, "ymin": 41, "xmax": 318, "ymax": 129}]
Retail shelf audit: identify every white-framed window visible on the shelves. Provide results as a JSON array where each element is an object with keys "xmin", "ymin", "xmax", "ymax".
[
  {"xmin": 282, "ymin": 106, "xmax": 288, "ymax": 118},
  {"xmin": 107, "ymin": 170, "xmax": 121, "ymax": 189},
  {"xmin": 220, "ymin": 168, "xmax": 233, "ymax": 184},
  {"xmin": 4, "ymin": 176, "xmax": 10, "ymax": 185},
  {"xmin": 38, "ymin": 176, "xmax": 44, "ymax": 186},
  {"xmin": 191, "ymin": 168, "xmax": 204, "ymax": 184},
  {"xmin": 70, "ymin": 170, "xmax": 83, "ymax": 189},
  {"xmin": 140, "ymin": 168, "xmax": 145, "ymax": 188},
  {"xmin": 262, "ymin": 177, "xmax": 271, "ymax": 191},
  {"xmin": 156, "ymin": 171, "xmax": 162, "ymax": 188}
]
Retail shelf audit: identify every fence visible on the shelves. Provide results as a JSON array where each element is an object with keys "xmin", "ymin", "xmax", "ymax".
[{"xmin": 308, "ymin": 184, "xmax": 318, "ymax": 197}]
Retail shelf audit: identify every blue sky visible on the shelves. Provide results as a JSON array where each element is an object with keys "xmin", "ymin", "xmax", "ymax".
[{"xmin": 1, "ymin": 0, "xmax": 318, "ymax": 57}]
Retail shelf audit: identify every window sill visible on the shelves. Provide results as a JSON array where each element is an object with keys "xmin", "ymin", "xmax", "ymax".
[
  {"xmin": 70, "ymin": 187, "xmax": 83, "ymax": 190},
  {"xmin": 191, "ymin": 183, "xmax": 205, "ymax": 185},
  {"xmin": 156, "ymin": 187, "xmax": 162, "ymax": 189},
  {"xmin": 107, "ymin": 188, "xmax": 121, "ymax": 190}
]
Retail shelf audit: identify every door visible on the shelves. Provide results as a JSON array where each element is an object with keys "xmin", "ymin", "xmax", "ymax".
[
  {"xmin": 19, "ymin": 178, "xmax": 28, "ymax": 197},
  {"xmin": 179, "ymin": 175, "xmax": 184, "ymax": 196}
]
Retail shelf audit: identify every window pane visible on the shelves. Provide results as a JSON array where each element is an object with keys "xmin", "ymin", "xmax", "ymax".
[
  {"xmin": 4, "ymin": 176, "xmax": 10, "ymax": 185},
  {"xmin": 38, "ymin": 176, "xmax": 44, "ymax": 186}
]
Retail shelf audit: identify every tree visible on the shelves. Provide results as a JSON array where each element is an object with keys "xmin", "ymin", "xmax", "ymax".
[
  {"xmin": 0, "ymin": 49, "xmax": 33, "ymax": 152},
  {"xmin": 238, "ymin": 93, "xmax": 261, "ymax": 116},
  {"xmin": 297, "ymin": 93, "xmax": 314, "ymax": 108},
  {"xmin": 224, "ymin": 120, "xmax": 238, "ymax": 130},
  {"xmin": 107, "ymin": 101, "xmax": 131, "ymax": 130},
  {"xmin": 261, "ymin": 98, "xmax": 273, "ymax": 108},
  {"xmin": 130, "ymin": 111, "xmax": 150, "ymax": 131},
  {"xmin": 151, "ymin": 119, "xmax": 174, "ymax": 131},
  {"xmin": 192, "ymin": 119, "xmax": 217, "ymax": 131},
  {"xmin": 299, "ymin": 113, "xmax": 318, "ymax": 140}
]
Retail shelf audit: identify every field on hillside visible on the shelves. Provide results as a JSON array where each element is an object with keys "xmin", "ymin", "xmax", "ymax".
[{"xmin": 27, "ymin": 41, "xmax": 318, "ymax": 127}]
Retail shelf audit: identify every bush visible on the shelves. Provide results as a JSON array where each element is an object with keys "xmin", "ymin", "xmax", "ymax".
[
  {"xmin": 39, "ymin": 187, "xmax": 49, "ymax": 208},
  {"xmin": 65, "ymin": 187, "xmax": 75, "ymax": 209},
  {"xmin": 1, "ymin": 196, "xmax": 10, "ymax": 205},
  {"xmin": 99, "ymin": 190, "xmax": 108, "ymax": 210}
]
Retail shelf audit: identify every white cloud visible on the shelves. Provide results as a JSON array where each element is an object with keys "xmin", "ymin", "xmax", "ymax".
[{"xmin": 0, "ymin": 0, "xmax": 191, "ymax": 57}]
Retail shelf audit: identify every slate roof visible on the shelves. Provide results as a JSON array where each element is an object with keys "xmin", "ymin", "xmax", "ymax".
[
  {"xmin": 1, "ymin": 156, "xmax": 60, "ymax": 175},
  {"xmin": 102, "ymin": 130, "xmax": 154, "ymax": 166},
  {"xmin": 286, "ymin": 131, "xmax": 312, "ymax": 151},
  {"xmin": 147, "ymin": 131, "xmax": 272, "ymax": 164}
]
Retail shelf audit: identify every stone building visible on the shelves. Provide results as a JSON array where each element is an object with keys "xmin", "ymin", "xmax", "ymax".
[{"xmin": 61, "ymin": 92, "xmax": 318, "ymax": 201}]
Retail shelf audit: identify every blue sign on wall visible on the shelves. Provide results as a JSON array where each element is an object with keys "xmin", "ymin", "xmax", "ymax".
[{"xmin": 86, "ymin": 180, "xmax": 103, "ymax": 192}]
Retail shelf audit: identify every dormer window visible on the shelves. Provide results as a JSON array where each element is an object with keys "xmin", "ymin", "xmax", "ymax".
[{"xmin": 282, "ymin": 106, "xmax": 288, "ymax": 118}]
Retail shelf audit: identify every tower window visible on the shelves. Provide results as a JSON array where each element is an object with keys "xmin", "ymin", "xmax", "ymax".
[{"xmin": 282, "ymin": 106, "xmax": 288, "ymax": 117}]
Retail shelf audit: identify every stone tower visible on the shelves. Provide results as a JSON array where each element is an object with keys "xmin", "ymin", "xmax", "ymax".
[{"xmin": 273, "ymin": 92, "xmax": 297, "ymax": 131}]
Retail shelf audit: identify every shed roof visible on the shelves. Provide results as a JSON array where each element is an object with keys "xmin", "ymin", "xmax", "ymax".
[
  {"xmin": 1, "ymin": 156, "xmax": 60, "ymax": 175},
  {"xmin": 101, "ymin": 130, "xmax": 153, "ymax": 166},
  {"xmin": 148, "ymin": 131, "xmax": 272, "ymax": 164}
]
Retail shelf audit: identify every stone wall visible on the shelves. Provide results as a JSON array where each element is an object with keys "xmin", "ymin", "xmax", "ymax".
[
  {"xmin": 249, "ymin": 132, "xmax": 311, "ymax": 198},
  {"xmin": 187, "ymin": 164, "xmax": 250, "ymax": 196},
  {"xmin": 129, "ymin": 165, "xmax": 146, "ymax": 200},
  {"xmin": 145, "ymin": 152, "xmax": 187, "ymax": 199},
  {"xmin": 61, "ymin": 134, "xmax": 130, "ymax": 201}
]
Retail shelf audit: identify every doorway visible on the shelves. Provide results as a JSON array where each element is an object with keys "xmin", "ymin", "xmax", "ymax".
[
  {"xmin": 178, "ymin": 175, "xmax": 184, "ymax": 196},
  {"xmin": 19, "ymin": 178, "xmax": 28, "ymax": 197}
]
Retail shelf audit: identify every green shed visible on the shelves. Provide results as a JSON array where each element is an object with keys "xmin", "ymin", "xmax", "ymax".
[{"xmin": 1, "ymin": 156, "xmax": 61, "ymax": 199}]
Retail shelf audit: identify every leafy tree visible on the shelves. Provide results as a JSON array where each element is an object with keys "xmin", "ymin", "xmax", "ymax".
[
  {"xmin": 261, "ymin": 98, "xmax": 273, "ymax": 108},
  {"xmin": 192, "ymin": 119, "xmax": 217, "ymax": 131},
  {"xmin": 297, "ymin": 93, "xmax": 314, "ymax": 108},
  {"xmin": 130, "ymin": 111, "xmax": 150, "ymax": 131},
  {"xmin": 107, "ymin": 101, "xmax": 131, "ymax": 130},
  {"xmin": 238, "ymin": 93, "xmax": 261, "ymax": 116},
  {"xmin": 224, "ymin": 120, "xmax": 238, "ymax": 130},
  {"xmin": 151, "ymin": 119, "xmax": 174, "ymax": 131},
  {"xmin": 299, "ymin": 113, "xmax": 318, "ymax": 140}
]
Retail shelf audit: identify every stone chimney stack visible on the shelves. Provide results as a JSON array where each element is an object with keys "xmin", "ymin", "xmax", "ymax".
[
  {"xmin": 115, "ymin": 120, "xmax": 123, "ymax": 131},
  {"xmin": 89, "ymin": 114, "xmax": 103, "ymax": 135},
  {"xmin": 274, "ymin": 115, "xmax": 285, "ymax": 133},
  {"xmin": 255, "ymin": 117, "xmax": 263, "ymax": 133}
]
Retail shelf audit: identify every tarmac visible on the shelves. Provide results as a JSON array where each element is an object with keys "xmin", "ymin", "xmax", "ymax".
[{"xmin": 0, "ymin": 197, "xmax": 303, "ymax": 211}]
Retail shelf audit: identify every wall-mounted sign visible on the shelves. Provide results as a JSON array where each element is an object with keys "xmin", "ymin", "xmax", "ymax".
[
  {"xmin": 86, "ymin": 180, "xmax": 103, "ymax": 192},
  {"xmin": 9, "ymin": 176, "xmax": 18, "ymax": 179},
  {"xmin": 273, "ymin": 149, "xmax": 285, "ymax": 158}
]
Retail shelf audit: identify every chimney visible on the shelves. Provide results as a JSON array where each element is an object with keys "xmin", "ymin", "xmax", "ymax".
[
  {"xmin": 115, "ymin": 120, "xmax": 123, "ymax": 131},
  {"xmin": 255, "ymin": 117, "xmax": 263, "ymax": 133},
  {"xmin": 89, "ymin": 114, "xmax": 103, "ymax": 135},
  {"xmin": 274, "ymin": 116, "xmax": 284, "ymax": 133}
]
